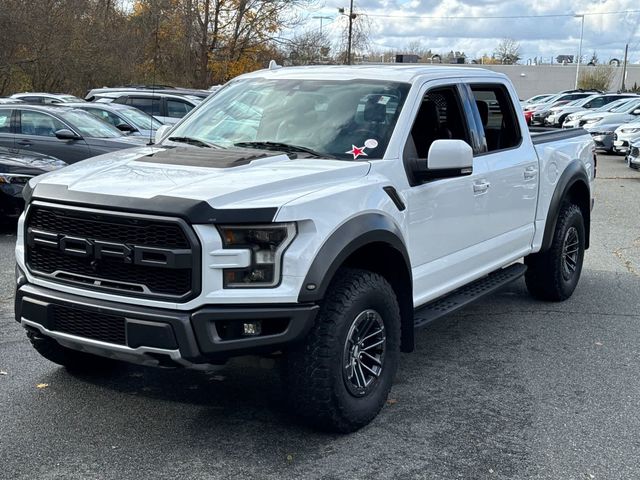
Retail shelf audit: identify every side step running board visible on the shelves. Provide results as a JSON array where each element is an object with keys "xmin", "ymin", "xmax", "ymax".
[{"xmin": 413, "ymin": 263, "xmax": 527, "ymax": 330}]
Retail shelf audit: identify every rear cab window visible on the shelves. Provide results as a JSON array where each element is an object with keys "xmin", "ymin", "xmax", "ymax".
[{"xmin": 470, "ymin": 84, "xmax": 522, "ymax": 153}]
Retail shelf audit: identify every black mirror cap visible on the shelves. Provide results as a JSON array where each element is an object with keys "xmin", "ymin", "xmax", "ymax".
[
  {"xmin": 54, "ymin": 129, "xmax": 81, "ymax": 140},
  {"xmin": 116, "ymin": 123, "xmax": 135, "ymax": 132}
]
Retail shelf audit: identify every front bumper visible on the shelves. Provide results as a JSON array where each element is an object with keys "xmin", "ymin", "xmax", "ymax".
[
  {"xmin": 15, "ymin": 283, "xmax": 318, "ymax": 367},
  {"xmin": 627, "ymin": 151, "xmax": 640, "ymax": 170},
  {"xmin": 591, "ymin": 132, "xmax": 614, "ymax": 151}
]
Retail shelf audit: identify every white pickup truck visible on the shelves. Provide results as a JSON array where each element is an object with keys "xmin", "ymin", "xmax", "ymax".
[{"xmin": 15, "ymin": 65, "xmax": 595, "ymax": 432}]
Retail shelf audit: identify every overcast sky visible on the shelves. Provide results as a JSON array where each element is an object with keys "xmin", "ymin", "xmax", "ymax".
[{"xmin": 303, "ymin": 0, "xmax": 640, "ymax": 63}]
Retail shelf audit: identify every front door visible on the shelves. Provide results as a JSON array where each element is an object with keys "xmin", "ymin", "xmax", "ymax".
[
  {"xmin": 15, "ymin": 109, "xmax": 90, "ymax": 163},
  {"xmin": 403, "ymin": 83, "xmax": 493, "ymax": 305}
]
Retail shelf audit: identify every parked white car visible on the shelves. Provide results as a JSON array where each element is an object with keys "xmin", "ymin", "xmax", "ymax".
[
  {"xmin": 575, "ymin": 98, "xmax": 640, "ymax": 128},
  {"xmin": 613, "ymin": 119, "xmax": 640, "ymax": 154},
  {"xmin": 563, "ymin": 98, "xmax": 636, "ymax": 128},
  {"xmin": 546, "ymin": 94, "xmax": 637, "ymax": 127},
  {"xmin": 520, "ymin": 93, "xmax": 553, "ymax": 108}
]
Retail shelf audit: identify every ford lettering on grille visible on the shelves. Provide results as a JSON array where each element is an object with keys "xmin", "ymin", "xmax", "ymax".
[{"xmin": 25, "ymin": 204, "xmax": 200, "ymax": 300}]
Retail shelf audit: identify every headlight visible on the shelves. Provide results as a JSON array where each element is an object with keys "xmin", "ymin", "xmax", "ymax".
[
  {"xmin": 585, "ymin": 117, "xmax": 602, "ymax": 123},
  {"xmin": 218, "ymin": 223, "xmax": 296, "ymax": 288},
  {"xmin": 622, "ymin": 128, "xmax": 640, "ymax": 133}
]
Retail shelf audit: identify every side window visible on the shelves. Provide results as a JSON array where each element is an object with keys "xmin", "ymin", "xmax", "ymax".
[
  {"xmin": 587, "ymin": 97, "xmax": 605, "ymax": 108},
  {"xmin": 166, "ymin": 99, "xmax": 193, "ymax": 118},
  {"xmin": 0, "ymin": 109, "xmax": 12, "ymax": 133},
  {"xmin": 407, "ymin": 85, "xmax": 470, "ymax": 159},
  {"xmin": 126, "ymin": 97, "xmax": 161, "ymax": 116},
  {"xmin": 471, "ymin": 85, "xmax": 521, "ymax": 152},
  {"xmin": 43, "ymin": 98, "xmax": 61, "ymax": 105},
  {"xmin": 20, "ymin": 96, "xmax": 44, "ymax": 104},
  {"xmin": 19, "ymin": 110, "xmax": 66, "ymax": 137}
]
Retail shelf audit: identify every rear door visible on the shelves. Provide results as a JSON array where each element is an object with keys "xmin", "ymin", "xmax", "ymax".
[
  {"xmin": 166, "ymin": 97, "xmax": 195, "ymax": 123},
  {"xmin": 466, "ymin": 82, "xmax": 538, "ymax": 252},
  {"xmin": 123, "ymin": 96, "xmax": 167, "ymax": 122},
  {"xmin": 15, "ymin": 109, "xmax": 90, "ymax": 163},
  {"xmin": 0, "ymin": 108, "xmax": 15, "ymax": 151}
]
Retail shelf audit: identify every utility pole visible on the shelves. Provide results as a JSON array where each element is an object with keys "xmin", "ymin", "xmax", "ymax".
[
  {"xmin": 622, "ymin": 43, "xmax": 629, "ymax": 91},
  {"xmin": 574, "ymin": 14, "xmax": 585, "ymax": 89},
  {"xmin": 347, "ymin": 0, "xmax": 355, "ymax": 65}
]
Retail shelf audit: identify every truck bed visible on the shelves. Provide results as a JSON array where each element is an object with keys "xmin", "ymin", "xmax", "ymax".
[{"xmin": 529, "ymin": 127, "xmax": 587, "ymax": 145}]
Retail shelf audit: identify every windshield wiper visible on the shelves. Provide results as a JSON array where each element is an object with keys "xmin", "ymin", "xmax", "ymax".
[
  {"xmin": 167, "ymin": 136, "xmax": 221, "ymax": 148},
  {"xmin": 234, "ymin": 141, "xmax": 335, "ymax": 159}
]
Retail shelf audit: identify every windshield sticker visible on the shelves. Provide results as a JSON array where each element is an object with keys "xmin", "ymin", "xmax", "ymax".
[
  {"xmin": 364, "ymin": 138, "xmax": 378, "ymax": 149},
  {"xmin": 378, "ymin": 96, "xmax": 390, "ymax": 105},
  {"xmin": 346, "ymin": 144, "xmax": 368, "ymax": 159}
]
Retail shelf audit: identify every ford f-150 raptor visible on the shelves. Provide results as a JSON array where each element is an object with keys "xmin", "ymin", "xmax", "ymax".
[{"xmin": 14, "ymin": 65, "xmax": 595, "ymax": 432}]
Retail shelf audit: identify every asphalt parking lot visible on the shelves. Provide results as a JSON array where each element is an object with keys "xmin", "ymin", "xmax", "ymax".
[{"xmin": 1, "ymin": 155, "xmax": 639, "ymax": 480}]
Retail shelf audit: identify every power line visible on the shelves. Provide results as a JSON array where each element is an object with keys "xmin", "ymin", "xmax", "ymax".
[{"xmin": 360, "ymin": 9, "xmax": 640, "ymax": 20}]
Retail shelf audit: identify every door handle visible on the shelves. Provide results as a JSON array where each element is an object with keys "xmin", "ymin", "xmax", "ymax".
[
  {"xmin": 473, "ymin": 180, "xmax": 491, "ymax": 194},
  {"xmin": 17, "ymin": 140, "xmax": 32, "ymax": 146},
  {"xmin": 524, "ymin": 166, "xmax": 538, "ymax": 180}
]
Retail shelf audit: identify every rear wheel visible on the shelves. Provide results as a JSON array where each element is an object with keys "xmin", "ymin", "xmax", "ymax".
[
  {"xmin": 285, "ymin": 268, "xmax": 400, "ymax": 432},
  {"xmin": 27, "ymin": 330, "xmax": 120, "ymax": 373},
  {"xmin": 525, "ymin": 203, "xmax": 585, "ymax": 301}
]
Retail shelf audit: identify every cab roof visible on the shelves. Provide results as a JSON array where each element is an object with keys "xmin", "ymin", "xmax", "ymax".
[{"xmin": 238, "ymin": 64, "xmax": 504, "ymax": 84}]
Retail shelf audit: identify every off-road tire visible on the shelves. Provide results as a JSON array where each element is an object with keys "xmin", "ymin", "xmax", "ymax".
[
  {"xmin": 285, "ymin": 268, "xmax": 401, "ymax": 433},
  {"xmin": 27, "ymin": 330, "xmax": 120, "ymax": 372},
  {"xmin": 525, "ymin": 203, "xmax": 585, "ymax": 301}
]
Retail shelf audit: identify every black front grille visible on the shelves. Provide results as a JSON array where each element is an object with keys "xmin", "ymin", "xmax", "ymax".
[
  {"xmin": 52, "ymin": 304, "xmax": 126, "ymax": 345},
  {"xmin": 25, "ymin": 204, "xmax": 200, "ymax": 300}
]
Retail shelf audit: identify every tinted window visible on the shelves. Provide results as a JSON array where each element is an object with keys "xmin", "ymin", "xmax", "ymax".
[
  {"xmin": 166, "ymin": 99, "xmax": 193, "ymax": 118},
  {"xmin": 20, "ymin": 96, "xmax": 44, "ymax": 104},
  {"xmin": 585, "ymin": 97, "xmax": 605, "ymax": 108},
  {"xmin": 471, "ymin": 85, "xmax": 521, "ymax": 152},
  {"xmin": 19, "ymin": 110, "xmax": 66, "ymax": 136},
  {"xmin": 127, "ymin": 97, "xmax": 161, "ymax": 116},
  {"xmin": 0, "ymin": 109, "xmax": 11, "ymax": 133},
  {"xmin": 408, "ymin": 85, "xmax": 470, "ymax": 159}
]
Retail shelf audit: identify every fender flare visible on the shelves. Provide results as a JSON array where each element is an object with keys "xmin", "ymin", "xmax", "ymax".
[
  {"xmin": 298, "ymin": 213, "xmax": 414, "ymax": 352},
  {"xmin": 541, "ymin": 159, "xmax": 591, "ymax": 252},
  {"xmin": 298, "ymin": 213, "xmax": 410, "ymax": 302}
]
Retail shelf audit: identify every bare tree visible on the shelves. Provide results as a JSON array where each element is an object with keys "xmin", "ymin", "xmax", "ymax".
[
  {"xmin": 578, "ymin": 65, "xmax": 615, "ymax": 91},
  {"xmin": 335, "ymin": 4, "xmax": 371, "ymax": 64},
  {"xmin": 493, "ymin": 38, "xmax": 521, "ymax": 65},
  {"xmin": 288, "ymin": 29, "xmax": 332, "ymax": 65}
]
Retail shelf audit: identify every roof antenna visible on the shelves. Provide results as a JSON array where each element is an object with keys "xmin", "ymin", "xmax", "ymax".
[
  {"xmin": 149, "ymin": 9, "xmax": 160, "ymax": 146},
  {"xmin": 268, "ymin": 60, "xmax": 282, "ymax": 70}
]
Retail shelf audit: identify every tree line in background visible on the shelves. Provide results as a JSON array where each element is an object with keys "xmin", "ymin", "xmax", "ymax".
[
  {"xmin": 0, "ymin": 0, "xmax": 319, "ymax": 95},
  {"xmin": 0, "ymin": 1, "xmax": 633, "ymax": 96}
]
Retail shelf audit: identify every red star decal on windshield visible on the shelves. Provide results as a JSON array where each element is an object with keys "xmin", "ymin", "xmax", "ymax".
[{"xmin": 346, "ymin": 145, "xmax": 368, "ymax": 159}]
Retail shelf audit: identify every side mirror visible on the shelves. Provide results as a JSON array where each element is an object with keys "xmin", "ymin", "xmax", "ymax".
[
  {"xmin": 116, "ymin": 123, "xmax": 135, "ymax": 133},
  {"xmin": 54, "ymin": 129, "xmax": 81, "ymax": 140},
  {"xmin": 154, "ymin": 124, "xmax": 171, "ymax": 143},
  {"xmin": 414, "ymin": 139, "xmax": 473, "ymax": 179}
]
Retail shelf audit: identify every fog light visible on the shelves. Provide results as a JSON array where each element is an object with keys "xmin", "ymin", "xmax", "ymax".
[{"xmin": 242, "ymin": 321, "xmax": 262, "ymax": 336}]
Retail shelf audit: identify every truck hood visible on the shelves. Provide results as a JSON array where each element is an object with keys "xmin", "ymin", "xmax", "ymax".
[{"xmin": 29, "ymin": 145, "xmax": 371, "ymax": 210}]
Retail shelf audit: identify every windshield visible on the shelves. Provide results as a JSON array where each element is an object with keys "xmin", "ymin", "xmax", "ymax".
[
  {"xmin": 594, "ymin": 99, "xmax": 629, "ymax": 112},
  {"xmin": 613, "ymin": 99, "xmax": 640, "ymax": 113},
  {"xmin": 118, "ymin": 107, "xmax": 163, "ymax": 130},
  {"xmin": 165, "ymin": 78, "xmax": 411, "ymax": 160},
  {"xmin": 59, "ymin": 109, "xmax": 124, "ymax": 138}
]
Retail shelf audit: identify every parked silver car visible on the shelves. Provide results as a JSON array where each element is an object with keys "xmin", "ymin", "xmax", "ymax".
[
  {"xmin": 90, "ymin": 91, "xmax": 203, "ymax": 125},
  {"xmin": 10, "ymin": 92, "xmax": 86, "ymax": 104},
  {"xmin": 63, "ymin": 102, "xmax": 163, "ymax": 139}
]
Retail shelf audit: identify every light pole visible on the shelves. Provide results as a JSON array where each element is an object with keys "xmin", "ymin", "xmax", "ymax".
[
  {"xmin": 574, "ymin": 14, "xmax": 585, "ymax": 89},
  {"xmin": 312, "ymin": 15, "xmax": 331, "ymax": 36}
]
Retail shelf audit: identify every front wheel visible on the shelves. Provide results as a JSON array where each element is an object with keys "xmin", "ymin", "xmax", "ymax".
[
  {"xmin": 525, "ymin": 203, "xmax": 585, "ymax": 301},
  {"xmin": 284, "ymin": 268, "xmax": 400, "ymax": 433}
]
